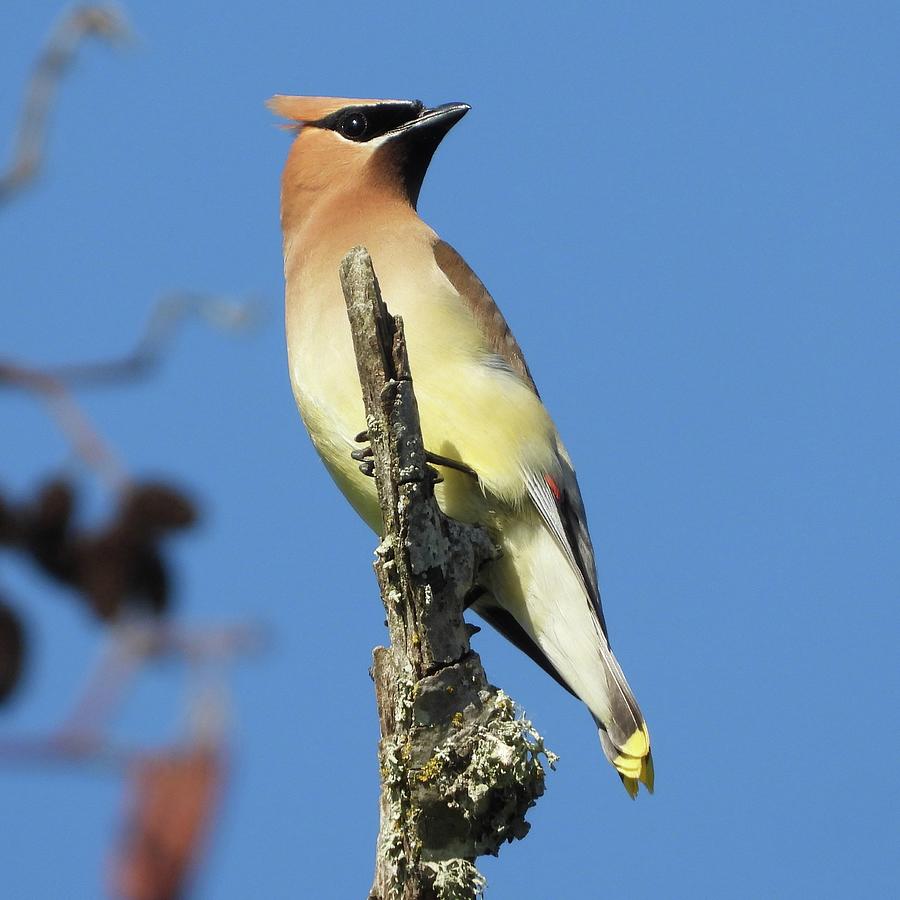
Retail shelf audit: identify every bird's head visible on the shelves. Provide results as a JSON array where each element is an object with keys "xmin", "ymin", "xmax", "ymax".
[{"xmin": 269, "ymin": 95, "xmax": 469, "ymax": 226}]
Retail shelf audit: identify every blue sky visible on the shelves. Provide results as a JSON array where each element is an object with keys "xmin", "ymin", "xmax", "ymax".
[{"xmin": 1, "ymin": 1, "xmax": 898, "ymax": 897}]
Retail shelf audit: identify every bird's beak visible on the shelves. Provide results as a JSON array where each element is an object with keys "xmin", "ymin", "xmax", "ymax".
[
  {"xmin": 411, "ymin": 102, "xmax": 471, "ymax": 132},
  {"xmin": 381, "ymin": 102, "xmax": 470, "ymax": 207},
  {"xmin": 388, "ymin": 102, "xmax": 470, "ymax": 141}
]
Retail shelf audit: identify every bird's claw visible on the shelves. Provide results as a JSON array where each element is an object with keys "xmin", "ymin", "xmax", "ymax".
[
  {"xmin": 352, "ymin": 431, "xmax": 375, "ymax": 477},
  {"xmin": 424, "ymin": 451, "xmax": 478, "ymax": 480},
  {"xmin": 351, "ymin": 430, "xmax": 472, "ymax": 484}
]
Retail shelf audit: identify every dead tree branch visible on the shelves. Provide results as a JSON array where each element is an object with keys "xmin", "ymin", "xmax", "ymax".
[{"xmin": 340, "ymin": 246, "xmax": 555, "ymax": 900}]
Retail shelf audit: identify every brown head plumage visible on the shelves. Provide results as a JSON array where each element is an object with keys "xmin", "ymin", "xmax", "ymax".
[{"xmin": 268, "ymin": 95, "xmax": 469, "ymax": 230}]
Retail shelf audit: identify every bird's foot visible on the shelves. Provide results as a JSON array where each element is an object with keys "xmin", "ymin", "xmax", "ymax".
[
  {"xmin": 352, "ymin": 430, "xmax": 477, "ymax": 485},
  {"xmin": 350, "ymin": 432, "xmax": 375, "ymax": 477},
  {"xmin": 423, "ymin": 451, "xmax": 478, "ymax": 481}
]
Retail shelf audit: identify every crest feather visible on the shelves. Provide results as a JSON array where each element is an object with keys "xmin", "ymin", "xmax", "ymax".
[{"xmin": 266, "ymin": 95, "xmax": 407, "ymax": 123}]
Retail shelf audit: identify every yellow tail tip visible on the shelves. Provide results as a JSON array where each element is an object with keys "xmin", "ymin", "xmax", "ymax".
[
  {"xmin": 641, "ymin": 750, "xmax": 655, "ymax": 793},
  {"xmin": 620, "ymin": 723, "xmax": 651, "ymax": 758},
  {"xmin": 615, "ymin": 744, "xmax": 654, "ymax": 797},
  {"xmin": 613, "ymin": 753, "xmax": 643, "ymax": 779}
]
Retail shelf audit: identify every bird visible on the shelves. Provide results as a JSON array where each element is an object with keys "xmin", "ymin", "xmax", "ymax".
[{"xmin": 269, "ymin": 95, "xmax": 653, "ymax": 796}]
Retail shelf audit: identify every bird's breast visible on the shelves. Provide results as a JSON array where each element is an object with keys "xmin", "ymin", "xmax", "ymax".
[{"xmin": 285, "ymin": 220, "xmax": 559, "ymax": 525}]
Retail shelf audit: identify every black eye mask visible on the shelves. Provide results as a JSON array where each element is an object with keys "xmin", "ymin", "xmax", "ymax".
[{"xmin": 314, "ymin": 101, "xmax": 425, "ymax": 143}]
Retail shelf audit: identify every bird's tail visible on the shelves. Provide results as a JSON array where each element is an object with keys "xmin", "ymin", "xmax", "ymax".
[
  {"xmin": 591, "ymin": 641, "xmax": 654, "ymax": 798},
  {"xmin": 599, "ymin": 722, "xmax": 654, "ymax": 798},
  {"xmin": 479, "ymin": 510, "xmax": 653, "ymax": 796}
]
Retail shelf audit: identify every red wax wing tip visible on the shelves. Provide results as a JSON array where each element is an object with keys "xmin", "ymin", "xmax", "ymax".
[{"xmin": 544, "ymin": 474, "xmax": 562, "ymax": 501}]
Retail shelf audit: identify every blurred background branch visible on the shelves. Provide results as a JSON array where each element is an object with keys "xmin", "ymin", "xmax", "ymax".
[
  {"xmin": 0, "ymin": 292, "xmax": 258, "ymax": 488},
  {"xmin": 0, "ymin": 360, "xmax": 129, "ymax": 490},
  {"xmin": 0, "ymin": 5, "xmax": 129, "ymax": 204},
  {"xmin": 1, "ymin": 7, "xmax": 264, "ymax": 899},
  {"xmin": 40, "ymin": 292, "xmax": 260, "ymax": 387}
]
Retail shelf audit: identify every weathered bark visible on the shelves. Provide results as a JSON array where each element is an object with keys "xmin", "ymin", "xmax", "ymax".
[{"xmin": 339, "ymin": 247, "xmax": 556, "ymax": 900}]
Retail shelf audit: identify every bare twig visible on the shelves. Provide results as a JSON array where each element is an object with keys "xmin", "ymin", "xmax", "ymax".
[
  {"xmin": 58, "ymin": 624, "xmax": 150, "ymax": 738},
  {"xmin": 0, "ymin": 5, "xmax": 137, "ymax": 486},
  {"xmin": 0, "ymin": 735, "xmax": 144, "ymax": 768},
  {"xmin": 0, "ymin": 620, "xmax": 261, "ymax": 767},
  {"xmin": 0, "ymin": 292, "xmax": 257, "ymax": 485},
  {"xmin": 0, "ymin": 359, "xmax": 129, "ymax": 490},
  {"xmin": 340, "ymin": 247, "xmax": 554, "ymax": 900},
  {"xmin": 0, "ymin": 5, "xmax": 129, "ymax": 203},
  {"xmin": 44, "ymin": 292, "xmax": 259, "ymax": 386},
  {"xmin": 57, "ymin": 621, "xmax": 264, "ymax": 736}
]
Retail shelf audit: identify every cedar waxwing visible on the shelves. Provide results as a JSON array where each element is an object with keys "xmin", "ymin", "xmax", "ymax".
[{"xmin": 270, "ymin": 95, "xmax": 653, "ymax": 796}]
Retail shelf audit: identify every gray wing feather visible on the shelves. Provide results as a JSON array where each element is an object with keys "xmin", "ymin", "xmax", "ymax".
[{"xmin": 524, "ymin": 449, "xmax": 610, "ymax": 640}]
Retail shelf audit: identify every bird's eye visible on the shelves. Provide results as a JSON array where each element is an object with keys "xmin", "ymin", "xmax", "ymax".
[{"xmin": 339, "ymin": 112, "xmax": 368, "ymax": 140}]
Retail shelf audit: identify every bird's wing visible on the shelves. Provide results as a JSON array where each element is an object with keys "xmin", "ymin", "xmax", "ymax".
[
  {"xmin": 433, "ymin": 238, "xmax": 609, "ymax": 636},
  {"xmin": 472, "ymin": 597, "xmax": 577, "ymax": 697},
  {"xmin": 524, "ymin": 453, "xmax": 610, "ymax": 639},
  {"xmin": 433, "ymin": 240, "xmax": 539, "ymax": 393},
  {"xmin": 432, "ymin": 238, "xmax": 651, "ymax": 792}
]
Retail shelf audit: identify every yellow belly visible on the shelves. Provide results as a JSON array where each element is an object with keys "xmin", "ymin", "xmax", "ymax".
[{"xmin": 286, "ymin": 228, "xmax": 559, "ymax": 530}]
